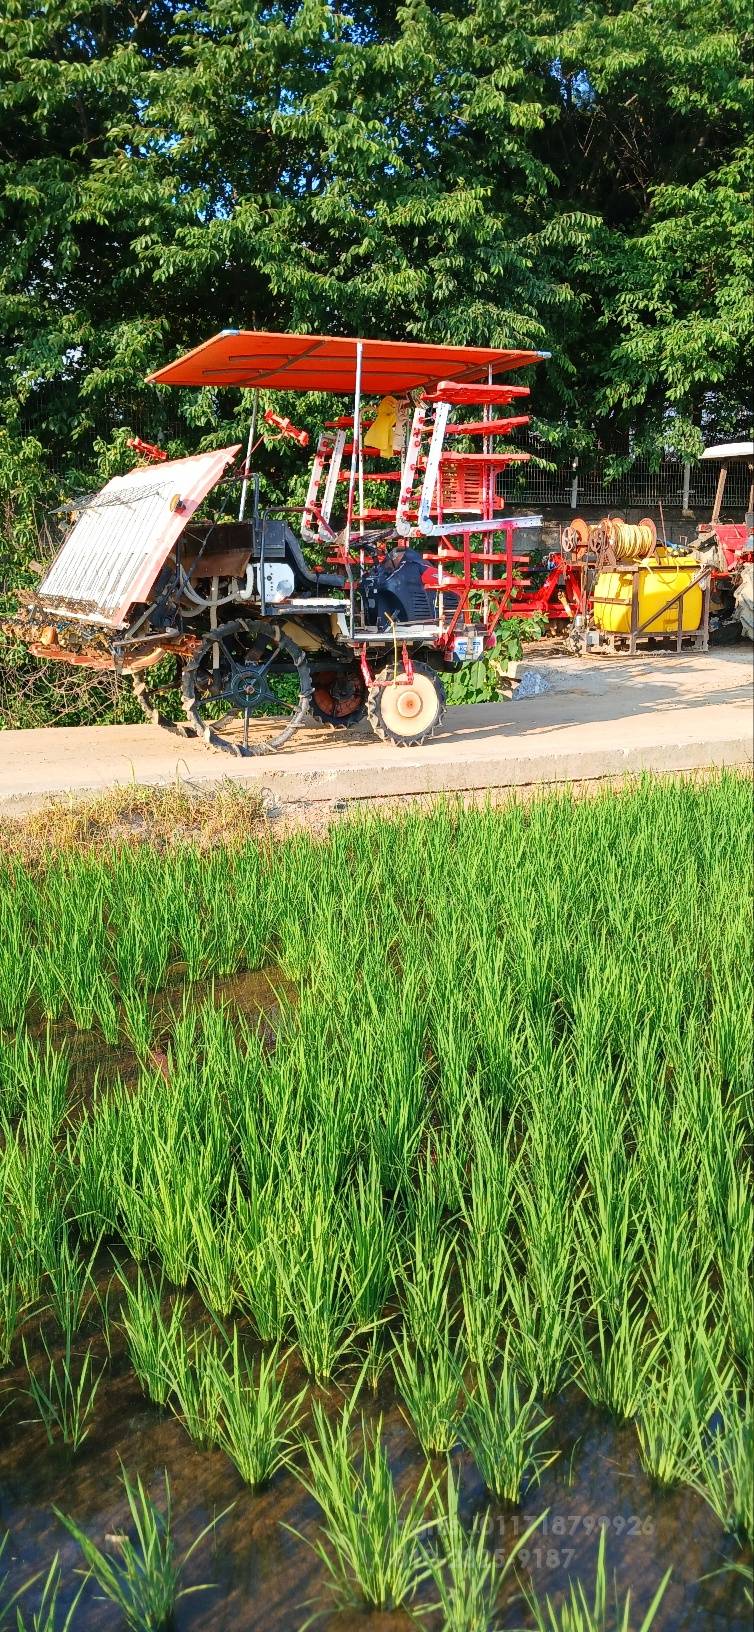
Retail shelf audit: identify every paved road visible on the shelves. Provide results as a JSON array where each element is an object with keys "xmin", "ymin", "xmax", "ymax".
[{"xmin": 1, "ymin": 649, "xmax": 751, "ymax": 812}]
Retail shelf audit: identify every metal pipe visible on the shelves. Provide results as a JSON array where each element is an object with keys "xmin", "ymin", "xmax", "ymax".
[
  {"xmin": 345, "ymin": 341, "xmax": 363, "ymax": 637},
  {"xmin": 238, "ymin": 390, "xmax": 259, "ymax": 521}
]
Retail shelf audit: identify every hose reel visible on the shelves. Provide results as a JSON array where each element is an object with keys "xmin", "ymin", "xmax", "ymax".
[{"xmin": 563, "ymin": 516, "xmax": 657, "ymax": 562}]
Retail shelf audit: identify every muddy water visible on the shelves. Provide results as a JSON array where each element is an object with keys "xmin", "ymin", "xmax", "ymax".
[
  {"xmin": 1, "ymin": 1309, "xmax": 750, "ymax": 1632},
  {"xmin": 25, "ymin": 964, "xmax": 295, "ymax": 1100}
]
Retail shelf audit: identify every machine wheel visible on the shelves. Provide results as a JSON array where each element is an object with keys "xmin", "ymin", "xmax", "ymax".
[
  {"xmin": 310, "ymin": 664, "xmax": 368, "ymax": 728},
  {"xmin": 182, "ymin": 620, "xmax": 312, "ymax": 755},
  {"xmin": 131, "ymin": 665, "xmax": 194, "ymax": 736},
  {"xmin": 734, "ymin": 562, "xmax": 754, "ymax": 641},
  {"xmin": 367, "ymin": 662, "xmax": 445, "ymax": 746}
]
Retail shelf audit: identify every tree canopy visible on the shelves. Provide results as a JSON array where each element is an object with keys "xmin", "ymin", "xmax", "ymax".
[{"xmin": 0, "ymin": 0, "xmax": 751, "ymax": 489}]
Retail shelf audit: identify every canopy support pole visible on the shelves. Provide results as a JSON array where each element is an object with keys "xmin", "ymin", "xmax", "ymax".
[
  {"xmin": 238, "ymin": 390, "xmax": 259, "ymax": 521},
  {"xmin": 345, "ymin": 340, "xmax": 363, "ymax": 637}
]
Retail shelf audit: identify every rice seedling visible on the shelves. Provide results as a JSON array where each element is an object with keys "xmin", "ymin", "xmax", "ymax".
[
  {"xmin": 397, "ymin": 1225, "xmax": 457, "ymax": 1356},
  {"xmin": 118, "ymin": 1271, "xmax": 189, "ymax": 1407},
  {"xmin": 0, "ymin": 1532, "xmax": 37, "ymax": 1630},
  {"xmin": 1, "ymin": 1132, "xmax": 66, "ymax": 1305},
  {"xmin": 515, "ymin": 1525, "xmax": 671, "ymax": 1632},
  {"xmin": 188, "ymin": 1178, "xmax": 241, "ymax": 1319},
  {"xmin": 635, "ymin": 1314, "xmax": 731, "ymax": 1488},
  {"xmin": 236, "ymin": 1230, "xmax": 289, "ymax": 1346},
  {"xmin": 41, "ymin": 1226, "xmax": 103, "ymax": 1341},
  {"xmin": 93, "ymin": 973, "xmax": 120, "ymax": 1046},
  {"xmin": 458, "ymin": 1346, "xmax": 557, "ymax": 1504},
  {"xmin": 358, "ymin": 1324, "xmax": 393, "ymax": 1395},
  {"xmin": 456, "ymin": 1119, "xmax": 517, "ymax": 1368},
  {"xmin": 341, "ymin": 1155, "xmax": 396, "ymax": 1328},
  {"xmin": 3, "ymin": 1032, "xmax": 70, "ymax": 1141},
  {"xmin": 0, "ymin": 1232, "xmax": 25, "ymax": 1367},
  {"xmin": 36, "ymin": 865, "xmax": 109, "ymax": 1032},
  {"xmin": 573, "ymin": 1292, "xmax": 662, "ymax": 1421},
  {"xmin": 281, "ymin": 1188, "xmax": 356, "ymax": 1382},
  {"xmin": 685, "ymin": 1391, "xmax": 753, "ymax": 1544},
  {"xmin": 206, "ymin": 1329, "xmax": 306, "ymax": 1489},
  {"xmin": 504, "ymin": 1135, "xmax": 580, "ymax": 1398},
  {"xmin": 0, "ymin": 890, "xmax": 34, "ymax": 1033},
  {"xmin": 22, "ymin": 1330, "xmax": 105, "ymax": 1452},
  {"xmin": 422, "ymin": 1462, "xmax": 546, "ymax": 1632},
  {"xmin": 575, "ymin": 1146, "xmax": 642, "ymax": 1323},
  {"xmin": 392, "ymin": 1320, "xmax": 465, "ymax": 1456},
  {"xmin": 163, "ymin": 1327, "xmax": 224, "ymax": 1448},
  {"xmin": 120, "ymin": 986, "xmax": 154, "ymax": 1064},
  {"xmin": 136, "ymin": 1135, "xmax": 220, "ymax": 1289},
  {"xmin": 56, "ymin": 1469, "xmax": 230, "ymax": 1632},
  {"xmin": 459, "ymin": 1248, "xmax": 508, "ymax": 1375},
  {"xmin": 12, "ymin": 1554, "xmax": 85, "ymax": 1632},
  {"xmin": 293, "ymin": 1397, "xmax": 434, "ymax": 1615}
]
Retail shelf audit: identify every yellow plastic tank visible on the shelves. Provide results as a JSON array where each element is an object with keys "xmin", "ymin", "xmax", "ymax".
[{"xmin": 593, "ymin": 554, "xmax": 703, "ymax": 635}]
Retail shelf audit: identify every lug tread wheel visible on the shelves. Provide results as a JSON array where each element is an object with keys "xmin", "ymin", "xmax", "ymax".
[
  {"xmin": 367, "ymin": 661, "xmax": 445, "ymax": 747},
  {"xmin": 312, "ymin": 702, "xmax": 368, "ymax": 730},
  {"xmin": 182, "ymin": 619, "xmax": 312, "ymax": 756},
  {"xmin": 132, "ymin": 672, "xmax": 194, "ymax": 736},
  {"xmin": 310, "ymin": 665, "xmax": 368, "ymax": 729}
]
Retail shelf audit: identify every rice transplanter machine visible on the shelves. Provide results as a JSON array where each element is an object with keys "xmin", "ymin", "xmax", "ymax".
[{"xmin": 19, "ymin": 330, "xmax": 550, "ymax": 754}]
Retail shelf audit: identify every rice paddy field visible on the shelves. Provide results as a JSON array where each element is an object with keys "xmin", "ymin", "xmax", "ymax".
[{"xmin": 0, "ymin": 772, "xmax": 751, "ymax": 1631}]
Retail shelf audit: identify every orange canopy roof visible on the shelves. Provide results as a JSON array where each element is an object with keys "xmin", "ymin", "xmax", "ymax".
[{"xmin": 147, "ymin": 330, "xmax": 547, "ymax": 396}]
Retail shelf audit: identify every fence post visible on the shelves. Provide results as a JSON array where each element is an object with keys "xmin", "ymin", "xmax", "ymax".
[
  {"xmin": 570, "ymin": 455, "xmax": 579, "ymax": 510},
  {"xmin": 682, "ymin": 462, "xmax": 691, "ymax": 515}
]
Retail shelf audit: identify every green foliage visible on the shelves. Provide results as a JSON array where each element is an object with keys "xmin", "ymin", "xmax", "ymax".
[
  {"xmin": 444, "ymin": 616, "xmax": 549, "ymax": 705},
  {"xmin": 0, "ymin": 0, "xmax": 749, "ymax": 705}
]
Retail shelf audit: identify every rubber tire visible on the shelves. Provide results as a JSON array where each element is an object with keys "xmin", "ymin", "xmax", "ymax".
[
  {"xmin": 181, "ymin": 620, "xmax": 312, "ymax": 756},
  {"xmin": 310, "ymin": 666, "xmax": 368, "ymax": 729},
  {"xmin": 367, "ymin": 661, "xmax": 445, "ymax": 746}
]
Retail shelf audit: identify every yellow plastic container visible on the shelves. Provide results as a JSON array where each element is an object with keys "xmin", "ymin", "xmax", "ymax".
[{"xmin": 593, "ymin": 554, "xmax": 703, "ymax": 635}]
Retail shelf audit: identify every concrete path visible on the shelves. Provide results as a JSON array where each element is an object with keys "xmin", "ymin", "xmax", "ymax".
[{"xmin": 1, "ymin": 648, "xmax": 751, "ymax": 812}]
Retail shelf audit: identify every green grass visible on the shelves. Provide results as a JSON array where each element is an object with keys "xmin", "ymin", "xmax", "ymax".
[{"xmin": 0, "ymin": 772, "xmax": 751, "ymax": 1617}]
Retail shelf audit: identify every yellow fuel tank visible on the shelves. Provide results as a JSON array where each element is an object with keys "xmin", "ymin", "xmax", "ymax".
[{"xmin": 593, "ymin": 554, "xmax": 703, "ymax": 635}]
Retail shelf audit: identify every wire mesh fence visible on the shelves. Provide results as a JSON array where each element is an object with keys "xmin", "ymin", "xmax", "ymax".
[
  {"xmin": 16, "ymin": 395, "xmax": 753, "ymax": 512},
  {"xmin": 507, "ymin": 444, "xmax": 752, "ymax": 511}
]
